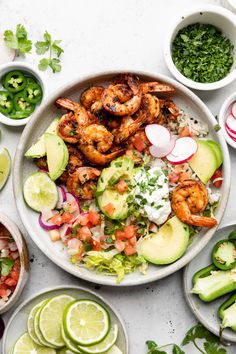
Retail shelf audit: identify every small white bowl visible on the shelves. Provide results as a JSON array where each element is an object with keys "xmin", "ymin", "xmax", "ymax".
[
  {"xmin": 0, "ymin": 62, "xmax": 47, "ymax": 127},
  {"xmin": 219, "ymin": 91, "xmax": 236, "ymax": 148},
  {"xmin": 164, "ymin": 5, "xmax": 236, "ymax": 91}
]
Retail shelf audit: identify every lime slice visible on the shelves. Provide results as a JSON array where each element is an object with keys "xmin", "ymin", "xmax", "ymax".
[
  {"xmin": 13, "ymin": 332, "xmax": 56, "ymax": 354},
  {"xmin": 78, "ymin": 324, "xmax": 118, "ymax": 354},
  {"xmin": 23, "ymin": 171, "xmax": 58, "ymax": 212},
  {"xmin": 0, "ymin": 147, "xmax": 11, "ymax": 190},
  {"xmin": 34, "ymin": 302, "xmax": 58, "ymax": 348},
  {"xmin": 61, "ymin": 325, "xmax": 82, "ymax": 353},
  {"xmin": 39, "ymin": 294, "xmax": 75, "ymax": 347},
  {"xmin": 57, "ymin": 348, "xmax": 77, "ymax": 354},
  {"xmin": 64, "ymin": 300, "xmax": 110, "ymax": 346},
  {"xmin": 28, "ymin": 299, "xmax": 49, "ymax": 345},
  {"xmin": 104, "ymin": 345, "xmax": 123, "ymax": 354}
]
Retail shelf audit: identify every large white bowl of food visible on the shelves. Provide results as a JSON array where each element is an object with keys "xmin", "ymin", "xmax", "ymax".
[{"xmin": 13, "ymin": 71, "xmax": 230, "ymax": 286}]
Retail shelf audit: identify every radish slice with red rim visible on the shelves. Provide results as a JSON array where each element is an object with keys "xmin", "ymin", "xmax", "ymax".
[
  {"xmin": 166, "ymin": 137, "xmax": 198, "ymax": 165},
  {"xmin": 0, "ymin": 35, "xmax": 16, "ymax": 65},
  {"xmin": 39, "ymin": 211, "xmax": 60, "ymax": 230},
  {"xmin": 226, "ymin": 114, "xmax": 236, "ymax": 134},
  {"xmin": 56, "ymin": 185, "xmax": 67, "ymax": 209},
  {"xmin": 231, "ymin": 101, "xmax": 236, "ymax": 119},
  {"xmin": 145, "ymin": 124, "xmax": 171, "ymax": 146},
  {"xmin": 149, "ymin": 138, "xmax": 176, "ymax": 158},
  {"xmin": 225, "ymin": 124, "xmax": 236, "ymax": 141}
]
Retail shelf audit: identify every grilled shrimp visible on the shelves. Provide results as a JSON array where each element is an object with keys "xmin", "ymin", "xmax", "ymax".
[
  {"xmin": 57, "ymin": 112, "xmax": 80, "ymax": 144},
  {"xmin": 80, "ymin": 124, "xmax": 114, "ymax": 153},
  {"xmin": 102, "ymin": 75, "xmax": 142, "ymax": 116},
  {"xmin": 79, "ymin": 144, "xmax": 125, "ymax": 166},
  {"xmin": 140, "ymin": 94, "xmax": 160, "ymax": 125},
  {"xmin": 56, "ymin": 98, "xmax": 94, "ymax": 127},
  {"xmin": 66, "ymin": 167, "xmax": 101, "ymax": 199},
  {"xmin": 141, "ymin": 81, "xmax": 176, "ymax": 94},
  {"xmin": 171, "ymin": 180, "xmax": 217, "ymax": 228},
  {"xmin": 114, "ymin": 112, "xmax": 146, "ymax": 145},
  {"xmin": 80, "ymin": 86, "xmax": 104, "ymax": 109}
]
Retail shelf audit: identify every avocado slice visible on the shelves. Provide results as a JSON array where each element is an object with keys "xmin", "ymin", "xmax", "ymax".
[
  {"xmin": 189, "ymin": 139, "xmax": 218, "ymax": 184},
  {"xmin": 25, "ymin": 118, "xmax": 59, "ymax": 158},
  {"xmin": 44, "ymin": 133, "xmax": 69, "ymax": 181},
  {"xmin": 139, "ymin": 216, "xmax": 189, "ymax": 265},
  {"xmin": 205, "ymin": 140, "xmax": 223, "ymax": 169},
  {"xmin": 97, "ymin": 189, "xmax": 129, "ymax": 220}
]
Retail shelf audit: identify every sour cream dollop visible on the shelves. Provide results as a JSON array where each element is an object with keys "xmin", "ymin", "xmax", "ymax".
[{"xmin": 134, "ymin": 166, "xmax": 171, "ymax": 225}]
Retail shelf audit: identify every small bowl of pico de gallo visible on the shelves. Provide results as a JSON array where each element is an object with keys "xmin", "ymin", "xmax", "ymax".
[
  {"xmin": 0, "ymin": 212, "xmax": 29, "ymax": 314},
  {"xmin": 219, "ymin": 91, "xmax": 236, "ymax": 149}
]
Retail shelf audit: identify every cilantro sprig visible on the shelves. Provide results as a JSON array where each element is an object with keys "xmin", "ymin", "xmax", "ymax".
[
  {"xmin": 35, "ymin": 31, "xmax": 64, "ymax": 73},
  {"xmin": 146, "ymin": 323, "xmax": 227, "ymax": 354},
  {"xmin": 4, "ymin": 24, "xmax": 32, "ymax": 56}
]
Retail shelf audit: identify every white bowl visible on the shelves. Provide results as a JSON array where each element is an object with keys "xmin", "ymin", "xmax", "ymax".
[
  {"xmin": 164, "ymin": 5, "xmax": 236, "ymax": 91},
  {"xmin": 0, "ymin": 62, "xmax": 47, "ymax": 127},
  {"xmin": 219, "ymin": 91, "xmax": 236, "ymax": 148},
  {"xmin": 13, "ymin": 70, "xmax": 231, "ymax": 286}
]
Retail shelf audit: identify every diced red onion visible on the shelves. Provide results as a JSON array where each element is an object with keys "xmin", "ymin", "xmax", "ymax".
[
  {"xmin": 38, "ymin": 211, "xmax": 60, "ymax": 231},
  {"xmin": 56, "ymin": 185, "xmax": 67, "ymax": 209}
]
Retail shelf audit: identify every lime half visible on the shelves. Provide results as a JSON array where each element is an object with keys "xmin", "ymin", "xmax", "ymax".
[
  {"xmin": 0, "ymin": 147, "xmax": 11, "ymax": 190},
  {"xmin": 39, "ymin": 294, "xmax": 75, "ymax": 348},
  {"xmin": 23, "ymin": 171, "xmax": 58, "ymax": 212},
  {"xmin": 64, "ymin": 300, "xmax": 110, "ymax": 346},
  {"xmin": 78, "ymin": 324, "xmax": 118, "ymax": 354},
  {"xmin": 13, "ymin": 332, "xmax": 56, "ymax": 354},
  {"xmin": 61, "ymin": 325, "xmax": 82, "ymax": 353},
  {"xmin": 27, "ymin": 298, "xmax": 49, "ymax": 345}
]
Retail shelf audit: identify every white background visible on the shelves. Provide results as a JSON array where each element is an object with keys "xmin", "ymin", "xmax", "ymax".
[{"xmin": 1, "ymin": 0, "xmax": 236, "ymax": 353}]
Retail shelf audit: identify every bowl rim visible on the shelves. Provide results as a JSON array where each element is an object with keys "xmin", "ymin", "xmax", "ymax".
[
  {"xmin": 219, "ymin": 91, "xmax": 236, "ymax": 149},
  {"xmin": 1, "ymin": 284, "xmax": 129, "ymax": 354},
  {"xmin": 0, "ymin": 61, "xmax": 47, "ymax": 127},
  {"xmin": 0, "ymin": 212, "xmax": 29, "ymax": 314},
  {"xmin": 163, "ymin": 4, "xmax": 236, "ymax": 91},
  {"xmin": 13, "ymin": 69, "xmax": 231, "ymax": 286}
]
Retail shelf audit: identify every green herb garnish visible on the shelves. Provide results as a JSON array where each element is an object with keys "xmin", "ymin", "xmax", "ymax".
[
  {"xmin": 214, "ymin": 124, "xmax": 221, "ymax": 132},
  {"xmin": 0, "ymin": 258, "xmax": 14, "ymax": 276},
  {"xmin": 172, "ymin": 23, "xmax": 234, "ymax": 83},
  {"xmin": 4, "ymin": 24, "xmax": 32, "ymax": 56}
]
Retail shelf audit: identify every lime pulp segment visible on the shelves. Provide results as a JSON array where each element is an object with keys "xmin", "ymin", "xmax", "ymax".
[
  {"xmin": 12, "ymin": 332, "xmax": 56, "ymax": 354},
  {"xmin": 61, "ymin": 325, "xmax": 82, "ymax": 353},
  {"xmin": 34, "ymin": 301, "xmax": 58, "ymax": 348}
]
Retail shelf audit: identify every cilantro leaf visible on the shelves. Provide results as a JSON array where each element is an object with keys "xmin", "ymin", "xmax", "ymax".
[
  {"xmin": 49, "ymin": 58, "xmax": 61, "ymax": 73},
  {"xmin": 16, "ymin": 24, "xmax": 27, "ymax": 39},
  {"xmin": 35, "ymin": 41, "xmax": 50, "ymax": 55},
  {"xmin": 18, "ymin": 38, "xmax": 32, "ymax": 54},
  {"xmin": 52, "ymin": 40, "xmax": 64, "ymax": 57},
  {"xmin": 182, "ymin": 323, "xmax": 207, "ymax": 345},
  {"xmin": 203, "ymin": 342, "xmax": 227, "ymax": 354},
  {"xmin": 3, "ymin": 24, "xmax": 32, "ymax": 55},
  {"xmin": 146, "ymin": 341, "xmax": 158, "ymax": 350},
  {"xmin": 172, "ymin": 344, "xmax": 185, "ymax": 354},
  {"xmin": 38, "ymin": 58, "xmax": 50, "ymax": 71},
  {"xmin": 4, "ymin": 30, "xmax": 18, "ymax": 49},
  {"xmin": 0, "ymin": 258, "xmax": 14, "ymax": 276},
  {"xmin": 44, "ymin": 31, "xmax": 51, "ymax": 43}
]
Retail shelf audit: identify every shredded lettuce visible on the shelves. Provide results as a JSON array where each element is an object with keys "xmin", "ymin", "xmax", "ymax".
[{"xmin": 83, "ymin": 250, "xmax": 148, "ymax": 284}]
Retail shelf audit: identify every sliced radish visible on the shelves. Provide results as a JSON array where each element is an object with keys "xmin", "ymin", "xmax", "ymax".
[
  {"xmin": 145, "ymin": 124, "xmax": 171, "ymax": 146},
  {"xmin": 39, "ymin": 211, "xmax": 60, "ymax": 230},
  {"xmin": 56, "ymin": 185, "xmax": 67, "ymax": 209},
  {"xmin": 166, "ymin": 137, "xmax": 198, "ymax": 165},
  {"xmin": 149, "ymin": 138, "xmax": 176, "ymax": 158},
  {"xmin": 231, "ymin": 101, "xmax": 236, "ymax": 119},
  {"xmin": 0, "ymin": 34, "xmax": 16, "ymax": 65},
  {"xmin": 225, "ymin": 125, "xmax": 236, "ymax": 141},
  {"xmin": 226, "ymin": 114, "xmax": 236, "ymax": 134}
]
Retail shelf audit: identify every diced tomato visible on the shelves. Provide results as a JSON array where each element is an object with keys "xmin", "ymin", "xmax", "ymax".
[
  {"xmin": 13, "ymin": 259, "xmax": 20, "ymax": 271},
  {"xmin": 67, "ymin": 200, "xmax": 78, "ymax": 213},
  {"xmin": 10, "ymin": 269, "xmax": 19, "ymax": 281},
  {"xmin": 77, "ymin": 213, "xmax": 90, "ymax": 226},
  {"xmin": 91, "ymin": 240, "xmax": 101, "ymax": 251},
  {"xmin": 115, "ymin": 230, "xmax": 126, "ymax": 240},
  {"xmin": 168, "ymin": 172, "xmax": 179, "ymax": 184},
  {"xmin": 124, "ymin": 244, "xmax": 137, "ymax": 256},
  {"xmin": 5, "ymin": 278, "xmax": 17, "ymax": 287},
  {"xmin": 179, "ymin": 126, "xmax": 192, "ymax": 137},
  {"xmin": 179, "ymin": 172, "xmax": 190, "ymax": 182},
  {"xmin": 124, "ymin": 225, "xmax": 136, "ymax": 239},
  {"xmin": 103, "ymin": 203, "xmax": 115, "ymax": 216},
  {"xmin": 61, "ymin": 212, "xmax": 74, "ymax": 224},
  {"xmin": 0, "ymin": 284, "xmax": 8, "ymax": 291},
  {"xmin": 129, "ymin": 236, "xmax": 137, "ymax": 246},
  {"xmin": 211, "ymin": 168, "xmax": 223, "ymax": 188},
  {"xmin": 114, "ymin": 239, "xmax": 125, "ymax": 252},
  {"xmin": 0, "ymin": 289, "xmax": 8, "ymax": 297},
  {"xmin": 133, "ymin": 135, "xmax": 146, "ymax": 152},
  {"xmin": 50, "ymin": 213, "xmax": 64, "ymax": 226},
  {"xmin": 115, "ymin": 179, "xmax": 129, "ymax": 194},
  {"xmin": 77, "ymin": 226, "xmax": 92, "ymax": 242},
  {"xmin": 88, "ymin": 211, "xmax": 101, "ymax": 226}
]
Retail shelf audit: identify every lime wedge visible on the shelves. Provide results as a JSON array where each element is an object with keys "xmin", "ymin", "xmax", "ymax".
[
  {"xmin": 34, "ymin": 302, "xmax": 58, "ymax": 348},
  {"xmin": 28, "ymin": 299, "xmax": 49, "ymax": 345},
  {"xmin": 61, "ymin": 325, "xmax": 82, "ymax": 353},
  {"xmin": 64, "ymin": 300, "xmax": 110, "ymax": 346},
  {"xmin": 23, "ymin": 171, "xmax": 58, "ymax": 212},
  {"xmin": 13, "ymin": 332, "xmax": 56, "ymax": 354},
  {"xmin": 78, "ymin": 324, "xmax": 118, "ymax": 354},
  {"xmin": 0, "ymin": 147, "xmax": 11, "ymax": 190},
  {"xmin": 39, "ymin": 294, "xmax": 75, "ymax": 347}
]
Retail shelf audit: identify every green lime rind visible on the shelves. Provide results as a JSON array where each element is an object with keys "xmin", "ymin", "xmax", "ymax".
[
  {"xmin": 27, "ymin": 298, "xmax": 49, "ymax": 345},
  {"xmin": 78, "ymin": 324, "xmax": 118, "ymax": 354},
  {"xmin": 34, "ymin": 300, "xmax": 58, "ymax": 348},
  {"xmin": 39, "ymin": 294, "xmax": 75, "ymax": 348},
  {"xmin": 12, "ymin": 332, "xmax": 57, "ymax": 354},
  {"xmin": 0, "ymin": 147, "xmax": 11, "ymax": 190},
  {"xmin": 23, "ymin": 171, "xmax": 58, "ymax": 212},
  {"xmin": 63, "ymin": 299, "xmax": 110, "ymax": 346},
  {"xmin": 61, "ymin": 325, "xmax": 82, "ymax": 353}
]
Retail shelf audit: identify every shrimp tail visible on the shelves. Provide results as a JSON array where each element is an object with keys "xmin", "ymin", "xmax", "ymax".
[
  {"xmin": 188, "ymin": 215, "xmax": 217, "ymax": 228},
  {"xmin": 79, "ymin": 145, "xmax": 125, "ymax": 166}
]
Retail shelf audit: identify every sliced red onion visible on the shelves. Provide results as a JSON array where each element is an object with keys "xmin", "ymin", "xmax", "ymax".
[
  {"xmin": 59, "ymin": 223, "xmax": 72, "ymax": 241},
  {"xmin": 56, "ymin": 185, "xmax": 67, "ymax": 209},
  {"xmin": 149, "ymin": 138, "xmax": 176, "ymax": 158},
  {"xmin": 39, "ymin": 211, "xmax": 60, "ymax": 231},
  {"xmin": 65, "ymin": 192, "xmax": 81, "ymax": 212}
]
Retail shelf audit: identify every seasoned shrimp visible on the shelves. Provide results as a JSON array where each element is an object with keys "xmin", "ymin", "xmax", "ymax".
[
  {"xmin": 57, "ymin": 112, "xmax": 80, "ymax": 144},
  {"xmin": 35, "ymin": 157, "xmax": 48, "ymax": 171},
  {"xmin": 66, "ymin": 167, "xmax": 101, "ymax": 199},
  {"xmin": 171, "ymin": 180, "xmax": 217, "ymax": 228},
  {"xmin": 102, "ymin": 75, "xmax": 142, "ymax": 116},
  {"xmin": 140, "ymin": 94, "xmax": 160, "ymax": 125},
  {"xmin": 160, "ymin": 99, "xmax": 180, "ymax": 119},
  {"xmin": 56, "ymin": 98, "xmax": 94, "ymax": 126},
  {"xmin": 141, "ymin": 81, "xmax": 176, "ymax": 94},
  {"xmin": 79, "ymin": 144, "xmax": 125, "ymax": 166},
  {"xmin": 80, "ymin": 86, "xmax": 104, "ymax": 109},
  {"xmin": 80, "ymin": 124, "xmax": 114, "ymax": 153},
  {"xmin": 114, "ymin": 112, "xmax": 146, "ymax": 144}
]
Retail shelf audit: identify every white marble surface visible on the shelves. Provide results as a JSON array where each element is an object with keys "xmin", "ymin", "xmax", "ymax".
[{"xmin": 1, "ymin": 0, "xmax": 236, "ymax": 353}]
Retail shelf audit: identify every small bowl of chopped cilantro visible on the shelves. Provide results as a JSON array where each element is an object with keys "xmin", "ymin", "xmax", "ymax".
[{"xmin": 164, "ymin": 5, "xmax": 236, "ymax": 90}]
